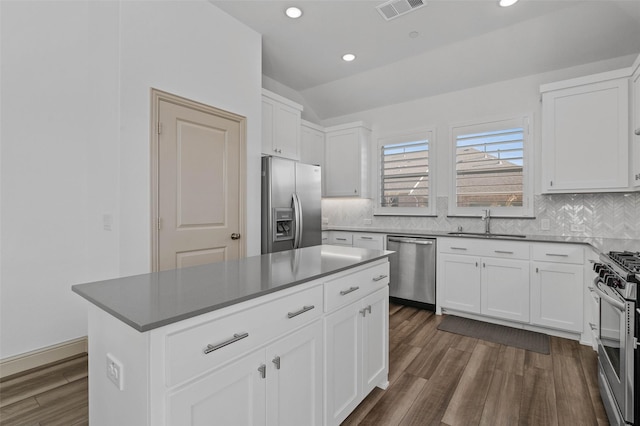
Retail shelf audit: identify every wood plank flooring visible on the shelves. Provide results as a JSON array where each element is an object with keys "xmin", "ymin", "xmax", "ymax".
[
  {"xmin": 344, "ymin": 303, "xmax": 609, "ymax": 426},
  {"xmin": 0, "ymin": 354, "xmax": 87, "ymax": 426},
  {"xmin": 0, "ymin": 303, "xmax": 608, "ymax": 425}
]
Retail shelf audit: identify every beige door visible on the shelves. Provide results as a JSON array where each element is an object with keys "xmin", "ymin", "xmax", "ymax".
[{"xmin": 153, "ymin": 91, "xmax": 245, "ymax": 271}]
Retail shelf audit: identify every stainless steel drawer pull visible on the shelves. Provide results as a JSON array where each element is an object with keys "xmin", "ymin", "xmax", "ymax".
[
  {"xmin": 359, "ymin": 305, "xmax": 372, "ymax": 317},
  {"xmin": 258, "ymin": 364, "xmax": 266, "ymax": 379},
  {"xmin": 450, "ymin": 247, "xmax": 467, "ymax": 250},
  {"xmin": 336, "ymin": 238, "xmax": 347, "ymax": 241},
  {"xmin": 588, "ymin": 322, "xmax": 597, "ymax": 331},
  {"xmin": 360, "ymin": 236, "xmax": 373, "ymax": 240},
  {"xmin": 494, "ymin": 250, "xmax": 514, "ymax": 254},
  {"xmin": 203, "ymin": 332, "xmax": 249, "ymax": 354},
  {"xmin": 340, "ymin": 286, "xmax": 359, "ymax": 295},
  {"xmin": 272, "ymin": 356, "xmax": 281, "ymax": 370},
  {"xmin": 372, "ymin": 274, "xmax": 388, "ymax": 282},
  {"xmin": 287, "ymin": 305, "xmax": 315, "ymax": 318},
  {"xmin": 545, "ymin": 253, "xmax": 569, "ymax": 257}
]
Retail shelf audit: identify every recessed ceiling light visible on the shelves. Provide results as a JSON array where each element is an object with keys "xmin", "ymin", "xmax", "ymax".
[
  {"xmin": 285, "ymin": 7, "xmax": 302, "ymax": 18},
  {"xmin": 498, "ymin": 0, "xmax": 518, "ymax": 7},
  {"xmin": 342, "ymin": 53, "xmax": 356, "ymax": 62}
]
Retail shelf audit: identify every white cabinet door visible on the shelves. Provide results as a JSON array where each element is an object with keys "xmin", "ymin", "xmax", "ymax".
[
  {"xmin": 329, "ymin": 231, "xmax": 353, "ymax": 246},
  {"xmin": 169, "ymin": 349, "xmax": 267, "ymax": 426},
  {"xmin": 439, "ymin": 253, "xmax": 481, "ymax": 314},
  {"xmin": 301, "ymin": 122, "xmax": 326, "ymax": 196},
  {"xmin": 324, "ymin": 302, "xmax": 361, "ymax": 426},
  {"xmin": 266, "ymin": 321, "xmax": 323, "ymax": 426},
  {"xmin": 361, "ymin": 287, "xmax": 388, "ymax": 395},
  {"xmin": 262, "ymin": 90, "xmax": 302, "ymax": 161},
  {"xmin": 481, "ymin": 258, "xmax": 530, "ymax": 322},
  {"xmin": 324, "ymin": 123, "xmax": 371, "ymax": 198},
  {"xmin": 632, "ymin": 66, "xmax": 640, "ymax": 188},
  {"xmin": 541, "ymin": 76, "xmax": 629, "ymax": 192},
  {"xmin": 531, "ymin": 261, "xmax": 584, "ymax": 332}
]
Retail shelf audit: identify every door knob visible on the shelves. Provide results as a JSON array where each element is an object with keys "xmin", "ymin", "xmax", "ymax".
[{"xmin": 231, "ymin": 233, "xmax": 241, "ymax": 240}]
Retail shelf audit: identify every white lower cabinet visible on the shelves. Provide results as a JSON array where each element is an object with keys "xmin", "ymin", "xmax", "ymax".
[
  {"xmin": 439, "ymin": 253, "xmax": 481, "ymax": 314},
  {"xmin": 324, "ymin": 286, "xmax": 388, "ymax": 426},
  {"xmin": 530, "ymin": 262, "xmax": 584, "ymax": 332},
  {"xmin": 440, "ymin": 253, "xmax": 529, "ymax": 322},
  {"xmin": 168, "ymin": 320, "xmax": 322, "ymax": 426},
  {"xmin": 481, "ymin": 257, "xmax": 530, "ymax": 323},
  {"xmin": 169, "ymin": 349, "xmax": 267, "ymax": 426}
]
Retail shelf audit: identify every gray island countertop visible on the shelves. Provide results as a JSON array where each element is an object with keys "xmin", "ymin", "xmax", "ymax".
[{"xmin": 72, "ymin": 245, "xmax": 392, "ymax": 332}]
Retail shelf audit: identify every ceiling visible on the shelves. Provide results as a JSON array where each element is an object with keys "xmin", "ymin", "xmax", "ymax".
[{"xmin": 211, "ymin": 0, "xmax": 640, "ymax": 120}]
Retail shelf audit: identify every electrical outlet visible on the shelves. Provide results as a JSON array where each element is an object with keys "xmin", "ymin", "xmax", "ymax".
[
  {"xmin": 570, "ymin": 224, "xmax": 585, "ymax": 233},
  {"xmin": 540, "ymin": 219, "xmax": 550, "ymax": 231},
  {"xmin": 363, "ymin": 218, "xmax": 372, "ymax": 225},
  {"xmin": 106, "ymin": 353, "xmax": 124, "ymax": 390}
]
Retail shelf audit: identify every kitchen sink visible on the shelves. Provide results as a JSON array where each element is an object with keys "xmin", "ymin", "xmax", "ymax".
[{"xmin": 447, "ymin": 232, "xmax": 527, "ymax": 239}]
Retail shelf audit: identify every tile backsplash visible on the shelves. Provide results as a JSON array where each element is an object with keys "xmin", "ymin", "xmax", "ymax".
[{"xmin": 322, "ymin": 193, "xmax": 640, "ymax": 240}]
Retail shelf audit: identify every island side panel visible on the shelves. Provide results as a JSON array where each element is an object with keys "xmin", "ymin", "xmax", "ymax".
[{"xmin": 88, "ymin": 304, "xmax": 150, "ymax": 426}]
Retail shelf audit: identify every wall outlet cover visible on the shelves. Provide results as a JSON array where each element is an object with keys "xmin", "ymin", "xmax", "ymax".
[{"xmin": 106, "ymin": 353, "xmax": 124, "ymax": 390}]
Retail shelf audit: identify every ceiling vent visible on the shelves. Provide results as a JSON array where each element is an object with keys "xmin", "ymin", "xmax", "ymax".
[{"xmin": 376, "ymin": 0, "xmax": 426, "ymax": 21}]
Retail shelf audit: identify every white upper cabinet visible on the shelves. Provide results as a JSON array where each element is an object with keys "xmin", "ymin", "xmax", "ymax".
[
  {"xmin": 632, "ymin": 54, "xmax": 640, "ymax": 188},
  {"xmin": 541, "ymin": 69, "xmax": 631, "ymax": 193},
  {"xmin": 300, "ymin": 120, "xmax": 326, "ymax": 195},
  {"xmin": 324, "ymin": 122, "xmax": 372, "ymax": 198},
  {"xmin": 262, "ymin": 89, "xmax": 302, "ymax": 161}
]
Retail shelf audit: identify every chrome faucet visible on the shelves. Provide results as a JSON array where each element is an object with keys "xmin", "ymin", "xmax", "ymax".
[{"xmin": 481, "ymin": 209, "xmax": 491, "ymax": 234}]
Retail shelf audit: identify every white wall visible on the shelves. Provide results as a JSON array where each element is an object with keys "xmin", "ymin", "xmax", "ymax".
[{"xmin": 0, "ymin": 0, "xmax": 261, "ymax": 360}]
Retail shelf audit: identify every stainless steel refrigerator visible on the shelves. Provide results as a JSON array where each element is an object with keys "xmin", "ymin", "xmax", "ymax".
[{"xmin": 261, "ymin": 156, "xmax": 322, "ymax": 253}]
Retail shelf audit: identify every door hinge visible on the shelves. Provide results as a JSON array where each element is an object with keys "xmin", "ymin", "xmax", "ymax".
[
  {"xmin": 157, "ymin": 122, "xmax": 163, "ymax": 135},
  {"xmin": 157, "ymin": 217, "xmax": 162, "ymax": 231}
]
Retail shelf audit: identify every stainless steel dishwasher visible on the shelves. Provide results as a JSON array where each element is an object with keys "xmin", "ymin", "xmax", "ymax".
[{"xmin": 386, "ymin": 236, "xmax": 436, "ymax": 311}]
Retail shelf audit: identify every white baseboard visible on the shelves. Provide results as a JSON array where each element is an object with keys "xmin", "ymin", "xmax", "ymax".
[{"xmin": 0, "ymin": 336, "xmax": 88, "ymax": 379}]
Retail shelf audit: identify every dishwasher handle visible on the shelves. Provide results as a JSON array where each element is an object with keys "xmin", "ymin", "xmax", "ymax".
[{"xmin": 388, "ymin": 237, "xmax": 434, "ymax": 245}]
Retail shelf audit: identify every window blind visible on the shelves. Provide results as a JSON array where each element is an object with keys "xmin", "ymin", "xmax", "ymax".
[
  {"xmin": 455, "ymin": 127, "xmax": 524, "ymax": 207},
  {"xmin": 380, "ymin": 139, "xmax": 429, "ymax": 208}
]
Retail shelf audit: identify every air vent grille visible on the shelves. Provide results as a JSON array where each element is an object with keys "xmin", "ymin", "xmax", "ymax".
[{"xmin": 376, "ymin": 0, "xmax": 426, "ymax": 21}]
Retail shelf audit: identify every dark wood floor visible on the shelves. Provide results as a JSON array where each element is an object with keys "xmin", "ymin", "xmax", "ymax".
[
  {"xmin": 0, "ymin": 303, "xmax": 608, "ymax": 426},
  {"xmin": 0, "ymin": 354, "xmax": 88, "ymax": 426},
  {"xmin": 344, "ymin": 303, "xmax": 609, "ymax": 426}
]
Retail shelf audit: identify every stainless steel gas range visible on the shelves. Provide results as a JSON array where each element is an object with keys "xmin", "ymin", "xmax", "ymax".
[{"xmin": 593, "ymin": 251, "xmax": 639, "ymax": 426}]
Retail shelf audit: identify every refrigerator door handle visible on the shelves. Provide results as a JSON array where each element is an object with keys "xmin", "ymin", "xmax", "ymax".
[{"xmin": 292, "ymin": 193, "xmax": 303, "ymax": 249}]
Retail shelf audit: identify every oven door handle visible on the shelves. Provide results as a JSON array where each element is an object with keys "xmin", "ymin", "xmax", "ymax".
[{"xmin": 592, "ymin": 278, "xmax": 626, "ymax": 311}]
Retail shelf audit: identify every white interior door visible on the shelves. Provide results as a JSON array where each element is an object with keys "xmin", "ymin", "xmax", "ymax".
[{"xmin": 154, "ymin": 93, "xmax": 245, "ymax": 271}]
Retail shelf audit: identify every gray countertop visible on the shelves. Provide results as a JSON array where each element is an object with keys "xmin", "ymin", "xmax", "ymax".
[
  {"xmin": 72, "ymin": 245, "xmax": 392, "ymax": 332},
  {"xmin": 324, "ymin": 226, "xmax": 640, "ymax": 254}
]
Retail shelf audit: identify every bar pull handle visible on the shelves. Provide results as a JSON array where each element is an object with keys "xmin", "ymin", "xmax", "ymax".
[
  {"xmin": 588, "ymin": 322, "xmax": 597, "ymax": 331},
  {"xmin": 340, "ymin": 286, "xmax": 359, "ymax": 296},
  {"xmin": 287, "ymin": 305, "xmax": 315, "ymax": 319},
  {"xmin": 360, "ymin": 236, "xmax": 373, "ymax": 240},
  {"xmin": 272, "ymin": 356, "xmax": 281, "ymax": 370},
  {"xmin": 545, "ymin": 253, "xmax": 569, "ymax": 257},
  {"xmin": 360, "ymin": 305, "xmax": 372, "ymax": 317},
  {"xmin": 336, "ymin": 238, "xmax": 347, "ymax": 241},
  {"xmin": 372, "ymin": 274, "xmax": 388, "ymax": 282},
  {"xmin": 494, "ymin": 250, "xmax": 514, "ymax": 254},
  {"xmin": 450, "ymin": 247, "xmax": 467, "ymax": 251},
  {"xmin": 258, "ymin": 364, "xmax": 266, "ymax": 379},
  {"xmin": 203, "ymin": 332, "xmax": 249, "ymax": 354}
]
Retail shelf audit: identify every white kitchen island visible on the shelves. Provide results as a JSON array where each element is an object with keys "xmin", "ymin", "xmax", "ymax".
[{"xmin": 72, "ymin": 245, "xmax": 391, "ymax": 426}]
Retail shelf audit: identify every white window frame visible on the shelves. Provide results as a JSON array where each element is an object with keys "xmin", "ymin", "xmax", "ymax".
[
  {"xmin": 448, "ymin": 114, "xmax": 533, "ymax": 218},
  {"xmin": 375, "ymin": 128, "xmax": 436, "ymax": 216}
]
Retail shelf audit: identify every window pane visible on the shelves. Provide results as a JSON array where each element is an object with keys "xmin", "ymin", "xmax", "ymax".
[
  {"xmin": 455, "ymin": 127, "xmax": 523, "ymax": 208},
  {"xmin": 380, "ymin": 139, "xmax": 429, "ymax": 208}
]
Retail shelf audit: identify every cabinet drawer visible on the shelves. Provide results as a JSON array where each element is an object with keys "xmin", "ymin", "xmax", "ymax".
[
  {"xmin": 165, "ymin": 285, "xmax": 323, "ymax": 386},
  {"xmin": 438, "ymin": 238, "xmax": 528, "ymax": 259},
  {"xmin": 324, "ymin": 262, "xmax": 389, "ymax": 312},
  {"xmin": 532, "ymin": 243, "xmax": 583, "ymax": 264},
  {"xmin": 479, "ymin": 240, "xmax": 529, "ymax": 260},
  {"xmin": 330, "ymin": 232, "xmax": 353, "ymax": 246},
  {"xmin": 353, "ymin": 233, "xmax": 384, "ymax": 250}
]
